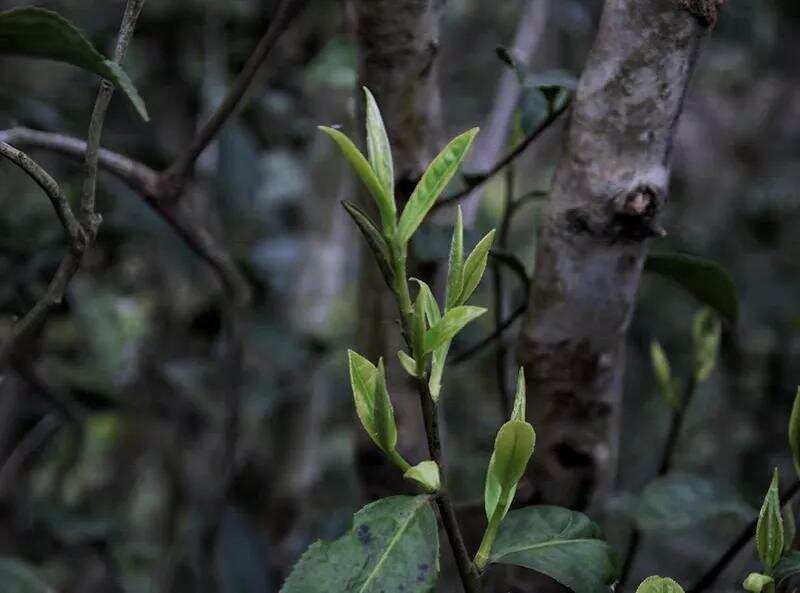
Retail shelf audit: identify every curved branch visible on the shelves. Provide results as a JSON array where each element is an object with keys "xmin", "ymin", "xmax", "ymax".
[
  {"xmin": 435, "ymin": 101, "xmax": 568, "ymax": 210},
  {"xmin": 0, "ymin": 141, "xmax": 83, "ymax": 250},
  {"xmin": 0, "ymin": 127, "xmax": 159, "ymax": 195},
  {"xmin": 160, "ymin": 0, "xmax": 307, "ymax": 196}
]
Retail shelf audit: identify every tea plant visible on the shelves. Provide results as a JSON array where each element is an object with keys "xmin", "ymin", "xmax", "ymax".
[{"xmin": 280, "ymin": 88, "xmax": 620, "ymax": 593}]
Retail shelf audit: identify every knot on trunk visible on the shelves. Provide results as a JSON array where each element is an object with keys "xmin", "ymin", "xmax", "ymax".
[
  {"xmin": 678, "ymin": 0, "xmax": 725, "ymax": 28},
  {"xmin": 563, "ymin": 184, "xmax": 666, "ymax": 243}
]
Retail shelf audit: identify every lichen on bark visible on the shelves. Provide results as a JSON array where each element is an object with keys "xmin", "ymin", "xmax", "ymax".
[{"xmin": 678, "ymin": 0, "xmax": 725, "ymax": 27}]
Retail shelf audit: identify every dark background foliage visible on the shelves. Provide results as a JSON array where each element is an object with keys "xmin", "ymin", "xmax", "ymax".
[{"xmin": 0, "ymin": 0, "xmax": 798, "ymax": 591}]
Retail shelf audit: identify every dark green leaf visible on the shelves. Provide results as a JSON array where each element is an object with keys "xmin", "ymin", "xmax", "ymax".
[
  {"xmin": 397, "ymin": 128, "xmax": 479, "ymax": 244},
  {"xmin": 281, "ymin": 495, "xmax": 439, "ymax": 593},
  {"xmin": 644, "ymin": 252, "xmax": 738, "ymax": 322},
  {"xmin": 489, "ymin": 506, "xmax": 618, "ymax": 593},
  {"xmin": 0, "ymin": 7, "xmax": 148, "ymax": 120},
  {"xmin": 342, "ymin": 201, "xmax": 394, "ymax": 292},
  {"xmin": 635, "ymin": 473, "xmax": 753, "ymax": 532},
  {"xmin": 789, "ymin": 387, "xmax": 800, "ymax": 478},
  {"xmin": 775, "ymin": 551, "xmax": 800, "ymax": 585}
]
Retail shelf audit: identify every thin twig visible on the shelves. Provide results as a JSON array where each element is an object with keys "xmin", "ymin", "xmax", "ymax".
[
  {"xmin": 81, "ymin": 0, "xmax": 146, "ymax": 235},
  {"xmin": 417, "ymin": 377, "xmax": 482, "ymax": 593},
  {"xmin": 0, "ymin": 413, "xmax": 62, "ymax": 498},
  {"xmin": 452, "ymin": 303, "xmax": 527, "ymax": 365},
  {"xmin": 0, "ymin": 1, "xmax": 145, "ymax": 368},
  {"xmin": 0, "ymin": 127, "xmax": 159, "ymax": 195},
  {"xmin": 688, "ymin": 478, "xmax": 800, "ymax": 593},
  {"xmin": 435, "ymin": 101, "xmax": 568, "ymax": 210},
  {"xmin": 618, "ymin": 375, "xmax": 699, "ymax": 589},
  {"xmin": 492, "ymin": 166, "xmax": 515, "ymax": 416},
  {"xmin": 160, "ymin": 0, "xmax": 307, "ymax": 196},
  {"xmin": 0, "ymin": 142, "xmax": 84, "ymax": 250}
]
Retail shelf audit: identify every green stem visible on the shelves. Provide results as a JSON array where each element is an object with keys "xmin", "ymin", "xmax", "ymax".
[
  {"xmin": 475, "ymin": 507, "xmax": 503, "ymax": 571},
  {"xmin": 388, "ymin": 449, "xmax": 412, "ymax": 473}
]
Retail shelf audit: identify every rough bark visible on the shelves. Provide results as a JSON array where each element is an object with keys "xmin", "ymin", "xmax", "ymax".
[{"xmin": 518, "ymin": 0, "xmax": 712, "ymax": 509}]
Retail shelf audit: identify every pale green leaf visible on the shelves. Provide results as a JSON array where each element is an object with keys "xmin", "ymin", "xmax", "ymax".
[
  {"xmin": 445, "ymin": 207, "xmax": 464, "ymax": 310},
  {"xmin": 363, "ymin": 87, "xmax": 395, "ymax": 214},
  {"xmin": 348, "ymin": 350, "xmax": 379, "ymax": 444},
  {"xmin": 743, "ymin": 573, "xmax": 774, "ymax": 593},
  {"xmin": 428, "ymin": 341, "xmax": 450, "ymax": 403},
  {"xmin": 484, "ymin": 450, "xmax": 516, "ymax": 521},
  {"xmin": 636, "ymin": 576, "xmax": 685, "ymax": 593},
  {"xmin": 342, "ymin": 201, "xmax": 394, "ymax": 292},
  {"xmin": 490, "ymin": 420, "xmax": 535, "ymax": 491},
  {"xmin": 456, "ymin": 230, "xmax": 496, "ymax": 305},
  {"xmin": 319, "ymin": 127, "xmax": 393, "ymax": 232},
  {"xmin": 511, "ymin": 367, "xmax": 526, "ymax": 422},
  {"xmin": 488, "ymin": 506, "xmax": 618, "ymax": 593},
  {"xmin": 397, "ymin": 128, "xmax": 479, "ymax": 244},
  {"xmin": 403, "ymin": 461, "xmax": 440, "ymax": 493},
  {"xmin": 692, "ymin": 308, "xmax": 721, "ymax": 382},
  {"xmin": 411, "ymin": 279, "xmax": 441, "ymax": 325},
  {"xmin": 757, "ymin": 469, "xmax": 784, "ymax": 572},
  {"xmin": 0, "ymin": 7, "xmax": 148, "ymax": 120},
  {"xmin": 281, "ymin": 495, "xmax": 439, "ymax": 593},
  {"xmin": 423, "ymin": 305, "xmax": 485, "ymax": 354},
  {"xmin": 397, "ymin": 351, "xmax": 417, "ymax": 377},
  {"xmin": 789, "ymin": 387, "xmax": 800, "ymax": 478},
  {"xmin": 372, "ymin": 359, "xmax": 397, "ymax": 453},
  {"xmin": 650, "ymin": 341, "xmax": 679, "ymax": 409}
]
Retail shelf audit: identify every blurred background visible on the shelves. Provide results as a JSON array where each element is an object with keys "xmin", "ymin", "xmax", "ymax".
[{"xmin": 0, "ymin": 0, "xmax": 799, "ymax": 591}]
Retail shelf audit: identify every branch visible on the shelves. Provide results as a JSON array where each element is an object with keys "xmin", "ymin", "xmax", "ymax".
[
  {"xmin": 460, "ymin": 0, "xmax": 549, "ymax": 224},
  {"xmin": 688, "ymin": 478, "xmax": 800, "ymax": 593},
  {"xmin": 618, "ymin": 375, "xmax": 699, "ymax": 588},
  {"xmin": 0, "ymin": 142, "xmax": 84, "ymax": 250},
  {"xmin": 160, "ymin": 0, "xmax": 307, "ymax": 196},
  {"xmin": 416, "ymin": 378, "xmax": 482, "ymax": 593},
  {"xmin": 0, "ymin": 413, "xmax": 62, "ymax": 499},
  {"xmin": 81, "ymin": 0, "xmax": 146, "ymax": 235},
  {"xmin": 0, "ymin": 128, "xmax": 250, "ymax": 306},
  {"xmin": 435, "ymin": 101, "xmax": 568, "ymax": 210},
  {"xmin": 0, "ymin": 127, "xmax": 159, "ymax": 195},
  {"xmin": 0, "ymin": 0, "xmax": 144, "ymax": 368}
]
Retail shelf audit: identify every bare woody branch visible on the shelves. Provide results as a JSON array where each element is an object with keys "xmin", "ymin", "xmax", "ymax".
[
  {"xmin": 0, "ymin": 142, "xmax": 84, "ymax": 250},
  {"xmin": 159, "ymin": 0, "xmax": 307, "ymax": 197},
  {"xmin": 0, "ymin": 0, "xmax": 145, "ymax": 368}
]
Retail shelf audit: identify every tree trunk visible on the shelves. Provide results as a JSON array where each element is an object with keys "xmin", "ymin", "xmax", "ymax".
[
  {"xmin": 353, "ymin": 0, "xmax": 445, "ymax": 499},
  {"xmin": 518, "ymin": 0, "xmax": 718, "ymax": 510}
]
